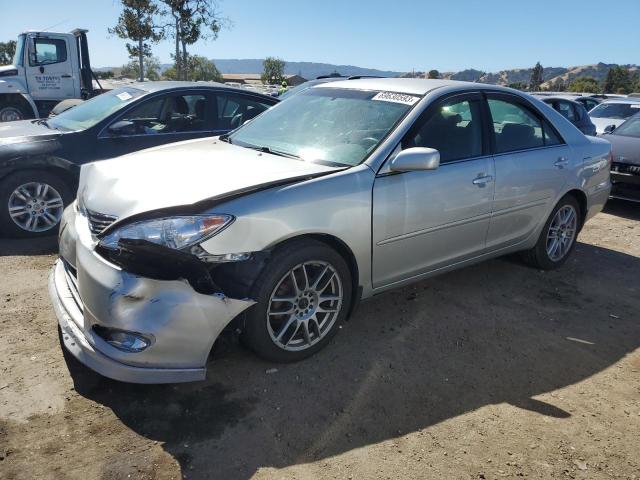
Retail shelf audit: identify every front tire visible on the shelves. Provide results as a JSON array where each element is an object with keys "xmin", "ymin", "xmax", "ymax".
[
  {"xmin": 0, "ymin": 101, "xmax": 33, "ymax": 122},
  {"xmin": 0, "ymin": 171, "xmax": 72, "ymax": 238},
  {"xmin": 523, "ymin": 195, "xmax": 580, "ymax": 270},
  {"xmin": 242, "ymin": 239, "xmax": 352, "ymax": 363}
]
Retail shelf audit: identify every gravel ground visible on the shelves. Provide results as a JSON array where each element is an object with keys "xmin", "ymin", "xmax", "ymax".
[{"xmin": 0, "ymin": 200, "xmax": 639, "ymax": 480}]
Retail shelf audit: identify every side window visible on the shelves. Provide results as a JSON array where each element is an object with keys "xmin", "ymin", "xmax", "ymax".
[
  {"xmin": 402, "ymin": 97, "xmax": 483, "ymax": 163},
  {"xmin": 214, "ymin": 94, "xmax": 272, "ymax": 130},
  {"xmin": 31, "ymin": 38, "xmax": 67, "ymax": 65},
  {"xmin": 117, "ymin": 94, "xmax": 208, "ymax": 134},
  {"xmin": 488, "ymin": 98, "xmax": 545, "ymax": 153},
  {"xmin": 556, "ymin": 101, "xmax": 576, "ymax": 122}
]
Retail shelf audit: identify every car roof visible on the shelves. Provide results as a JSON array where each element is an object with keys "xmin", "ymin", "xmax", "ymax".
[
  {"xmin": 124, "ymin": 80, "xmax": 275, "ymax": 98},
  {"xmin": 540, "ymin": 96, "xmax": 582, "ymax": 105},
  {"xmin": 313, "ymin": 78, "xmax": 499, "ymax": 95},
  {"xmin": 598, "ymin": 98, "xmax": 640, "ymax": 105}
]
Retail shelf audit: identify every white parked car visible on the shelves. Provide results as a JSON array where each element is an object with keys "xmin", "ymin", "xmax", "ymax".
[{"xmin": 589, "ymin": 98, "xmax": 640, "ymax": 134}]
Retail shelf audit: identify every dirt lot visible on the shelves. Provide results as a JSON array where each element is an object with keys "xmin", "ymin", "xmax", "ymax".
[{"xmin": 0, "ymin": 200, "xmax": 639, "ymax": 480}]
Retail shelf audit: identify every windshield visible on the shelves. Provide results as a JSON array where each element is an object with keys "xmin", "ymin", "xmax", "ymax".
[
  {"xmin": 48, "ymin": 88, "xmax": 146, "ymax": 131},
  {"xmin": 229, "ymin": 88, "xmax": 419, "ymax": 167},
  {"xmin": 590, "ymin": 102, "xmax": 640, "ymax": 120},
  {"xmin": 13, "ymin": 35, "xmax": 25, "ymax": 66},
  {"xmin": 613, "ymin": 114, "xmax": 640, "ymax": 138}
]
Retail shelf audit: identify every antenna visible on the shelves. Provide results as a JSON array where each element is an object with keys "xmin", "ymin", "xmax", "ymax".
[{"xmin": 40, "ymin": 19, "xmax": 70, "ymax": 32}]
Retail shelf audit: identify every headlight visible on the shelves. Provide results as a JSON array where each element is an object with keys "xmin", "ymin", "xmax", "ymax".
[{"xmin": 99, "ymin": 215, "xmax": 233, "ymax": 250}]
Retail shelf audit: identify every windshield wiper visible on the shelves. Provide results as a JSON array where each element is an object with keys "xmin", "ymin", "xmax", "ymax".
[
  {"xmin": 246, "ymin": 144, "xmax": 301, "ymax": 160},
  {"xmin": 219, "ymin": 133, "xmax": 232, "ymax": 143},
  {"xmin": 35, "ymin": 118, "xmax": 53, "ymax": 129}
]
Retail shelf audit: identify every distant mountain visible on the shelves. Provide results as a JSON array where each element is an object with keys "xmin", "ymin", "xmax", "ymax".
[
  {"xmin": 210, "ymin": 59, "xmax": 401, "ymax": 79},
  {"xmin": 406, "ymin": 62, "xmax": 639, "ymax": 88},
  {"xmin": 97, "ymin": 59, "xmax": 639, "ymax": 89}
]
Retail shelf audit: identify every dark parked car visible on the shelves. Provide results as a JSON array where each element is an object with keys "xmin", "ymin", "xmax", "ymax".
[
  {"xmin": 604, "ymin": 112, "xmax": 640, "ymax": 202},
  {"xmin": 541, "ymin": 97, "xmax": 597, "ymax": 136},
  {"xmin": 0, "ymin": 82, "xmax": 278, "ymax": 237},
  {"xmin": 574, "ymin": 96, "xmax": 601, "ymax": 112}
]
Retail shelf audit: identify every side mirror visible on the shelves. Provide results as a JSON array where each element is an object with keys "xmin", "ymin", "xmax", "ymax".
[
  {"xmin": 390, "ymin": 147, "xmax": 440, "ymax": 172},
  {"xmin": 108, "ymin": 120, "xmax": 136, "ymax": 136},
  {"xmin": 603, "ymin": 124, "xmax": 616, "ymax": 134}
]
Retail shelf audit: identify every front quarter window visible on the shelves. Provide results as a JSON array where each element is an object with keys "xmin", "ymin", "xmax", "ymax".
[{"xmin": 229, "ymin": 88, "xmax": 418, "ymax": 167}]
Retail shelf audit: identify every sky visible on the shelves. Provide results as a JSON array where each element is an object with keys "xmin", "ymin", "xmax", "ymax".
[{"xmin": 1, "ymin": 0, "xmax": 639, "ymax": 72}]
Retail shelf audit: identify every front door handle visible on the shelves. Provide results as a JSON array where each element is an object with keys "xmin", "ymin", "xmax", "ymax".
[
  {"xmin": 61, "ymin": 74, "xmax": 72, "ymax": 78},
  {"xmin": 472, "ymin": 174, "xmax": 494, "ymax": 187},
  {"xmin": 554, "ymin": 156, "xmax": 569, "ymax": 168}
]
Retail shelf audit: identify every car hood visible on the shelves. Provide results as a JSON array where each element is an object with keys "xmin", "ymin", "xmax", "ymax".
[
  {"xmin": 0, "ymin": 120, "xmax": 62, "ymax": 145},
  {"xmin": 79, "ymin": 137, "xmax": 341, "ymax": 221},
  {"xmin": 591, "ymin": 117, "xmax": 626, "ymax": 134},
  {"xmin": 605, "ymin": 134, "xmax": 640, "ymax": 166}
]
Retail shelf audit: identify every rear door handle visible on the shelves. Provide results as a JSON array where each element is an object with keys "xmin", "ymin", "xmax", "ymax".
[
  {"xmin": 554, "ymin": 157, "xmax": 569, "ymax": 168},
  {"xmin": 472, "ymin": 175, "xmax": 494, "ymax": 187}
]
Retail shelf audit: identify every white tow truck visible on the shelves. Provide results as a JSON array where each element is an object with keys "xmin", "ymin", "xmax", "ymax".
[{"xmin": 0, "ymin": 29, "xmax": 105, "ymax": 122}]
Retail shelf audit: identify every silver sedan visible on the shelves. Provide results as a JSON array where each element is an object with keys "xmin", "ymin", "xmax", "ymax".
[{"xmin": 49, "ymin": 79, "xmax": 612, "ymax": 383}]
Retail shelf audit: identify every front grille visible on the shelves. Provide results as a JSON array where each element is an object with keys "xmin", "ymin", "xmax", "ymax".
[
  {"xmin": 612, "ymin": 162, "xmax": 640, "ymax": 175},
  {"xmin": 86, "ymin": 209, "xmax": 118, "ymax": 235}
]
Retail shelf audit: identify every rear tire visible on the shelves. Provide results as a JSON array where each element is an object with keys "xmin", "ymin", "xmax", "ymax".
[
  {"xmin": 522, "ymin": 195, "xmax": 581, "ymax": 270},
  {"xmin": 242, "ymin": 239, "xmax": 352, "ymax": 363},
  {"xmin": 0, "ymin": 170, "xmax": 72, "ymax": 238}
]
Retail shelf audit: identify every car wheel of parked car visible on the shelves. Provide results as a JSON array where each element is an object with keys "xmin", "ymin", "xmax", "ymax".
[
  {"xmin": 0, "ymin": 102, "xmax": 32, "ymax": 122},
  {"xmin": 242, "ymin": 239, "xmax": 352, "ymax": 362},
  {"xmin": 523, "ymin": 195, "xmax": 580, "ymax": 270},
  {"xmin": 0, "ymin": 171, "xmax": 71, "ymax": 237}
]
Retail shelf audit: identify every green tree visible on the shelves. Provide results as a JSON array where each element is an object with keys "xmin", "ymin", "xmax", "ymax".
[
  {"xmin": 96, "ymin": 70, "xmax": 115, "ymax": 79},
  {"xmin": 507, "ymin": 82, "xmax": 527, "ymax": 91},
  {"xmin": 568, "ymin": 77, "xmax": 601, "ymax": 94},
  {"xmin": 427, "ymin": 69, "xmax": 440, "ymax": 79},
  {"xmin": 159, "ymin": 0, "xmax": 227, "ymax": 80},
  {"xmin": 528, "ymin": 62, "xmax": 544, "ymax": 91},
  {"xmin": 121, "ymin": 55, "xmax": 161, "ymax": 80},
  {"xmin": 261, "ymin": 56, "xmax": 285, "ymax": 84},
  {"xmin": 603, "ymin": 66, "xmax": 632, "ymax": 94},
  {"xmin": 188, "ymin": 55, "xmax": 222, "ymax": 81},
  {"xmin": 0, "ymin": 40, "xmax": 17, "ymax": 65},
  {"xmin": 631, "ymin": 73, "xmax": 640, "ymax": 93},
  {"xmin": 110, "ymin": 0, "xmax": 163, "ymax": 82}
]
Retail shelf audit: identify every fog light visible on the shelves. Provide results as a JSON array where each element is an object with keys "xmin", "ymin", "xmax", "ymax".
[
  {"xmin": 190, "ymin": 244, "xmax": 251, "ymax": 263},
  {"xmin": 93, "ymin": 325, "xmax": 152, "ymax": 352}
]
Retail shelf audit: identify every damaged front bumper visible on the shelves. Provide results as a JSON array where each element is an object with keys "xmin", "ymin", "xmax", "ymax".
[{"xmin": 49, "ymin": 205, "xmax": 255, "ymax": 384}]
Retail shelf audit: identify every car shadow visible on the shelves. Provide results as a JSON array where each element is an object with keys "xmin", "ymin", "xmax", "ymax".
[
  {"xmin": 604, "ymin": 198, "xmax": 640, "ymax": 221},
  {"xmin": 0, "ymin": 235, "xmax": 57, "ymax": 256},
  {"xmin": 66, "ymin": 242, "xmax": 640, "ymax": 479}
]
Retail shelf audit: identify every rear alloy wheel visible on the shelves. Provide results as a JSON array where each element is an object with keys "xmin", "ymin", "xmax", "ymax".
[
  {"xmin": 0, "ymin": 171, "xmax": 72, "ymax": 237},
  {"xmin": 523, "ymin": 195, "xmax": 580, "ymax": 270},
  {"xmin": 242, "ymin": 240, "xmax": 352, "ymax": 362}
]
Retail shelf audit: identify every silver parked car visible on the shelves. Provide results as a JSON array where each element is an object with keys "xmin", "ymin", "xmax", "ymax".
[{"xmin": 49, "ymin": 79, "xmax": 612, "ymax": 383}]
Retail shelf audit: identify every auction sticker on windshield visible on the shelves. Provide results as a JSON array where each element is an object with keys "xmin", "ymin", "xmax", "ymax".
[
  {"xmin": 116, "ymin": 92, "xmax": 133, "ymax": 101},
  {"xmin": 372, "ymin": 92, "xmax": 420, "ymax": 105}
]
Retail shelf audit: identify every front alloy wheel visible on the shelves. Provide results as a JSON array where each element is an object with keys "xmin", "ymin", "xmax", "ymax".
[
  {"xmin": 0, "ymin": 171, "xmax": 71, "ymax": 237},
  {"xmin": 267, "ymin": 261, "xmax": 343, "ymax": 351},
  {"xmin": 8, "ymin": 182, "xmax": 65, "ymax": 233},
  {"xmin": 242, "ymin": 239, "xmax": 352, "ymax": 362}
]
